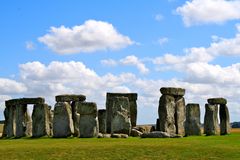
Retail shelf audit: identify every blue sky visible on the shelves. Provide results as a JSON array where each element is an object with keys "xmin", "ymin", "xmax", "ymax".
[{"xmin": 1, "ymin": 0, "xmax": 240, "ymax": 124}]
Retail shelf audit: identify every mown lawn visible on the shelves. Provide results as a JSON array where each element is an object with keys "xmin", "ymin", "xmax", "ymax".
[{"xmin": 0, "ymin": 132, "xmax": 240, "ymax": 160}]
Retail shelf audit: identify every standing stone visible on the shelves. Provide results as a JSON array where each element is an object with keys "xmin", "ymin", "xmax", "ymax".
[
  {"xmin": 204, "ymin": 104, "xmax": 219, "ymax": 136},
  {"xmin": 156, "ymin": 118, "xmax": 160, "ymax": 131},
  {"xmin": 32, "ymin": 104, "xmax": 51, "ymax": 137},
  {"xmin": 25, "ymin": 110, "xmax": 32, "ymax": 137},
  {"xmin": 4, "ymin": 105, "xmax": 16, "ymax": 138},
  {"xmin": 15, "ymin": 104, "xmax": 28, "ymax": 138},
  {"xmin": 111, "ymin": 97, "xmax": 131, "ymax": 135},
  {"xmin": 175, "ymin": 97, "xmax": 186, "ymax": 135},
  {"xmin": 185, "ymin": 103, "xmax": 201, "ymax": 136},
  {"xmin": 53, "ymin": 102, "xmax": 74, "ymax": 138},
  {"xmin": 158, "ymin": 95, "xmax": 176, "ymax": 135},
  {"xmin": 71, "ymin": 101, "xmax": 80, "ymax": 137},
  {"xmin": 106, "ymin": 93, "xmax": 137, "ymax": 133},
  {"xmin": 98, "ymin": 109, "xmax": 107, "ymax": 134},
  {"xmin": 76, "ymin": 102, "xmax": 99, "ymax": 138},
  {"xmin": 219, "ymin": 104, "xmax": 230, "ymax": 135}
]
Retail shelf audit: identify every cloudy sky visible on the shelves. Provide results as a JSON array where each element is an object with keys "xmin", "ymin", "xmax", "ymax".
[{"xmin": 1, "ymin": 0, "xmax": 240, "ymax": 124}]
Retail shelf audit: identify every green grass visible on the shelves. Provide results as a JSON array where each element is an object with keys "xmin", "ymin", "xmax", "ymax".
[{"xmin": 0, "ymin": 133, "xmax": 240, "ymax": 160}]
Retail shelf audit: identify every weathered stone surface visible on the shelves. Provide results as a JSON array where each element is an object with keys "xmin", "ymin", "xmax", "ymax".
[
  {"xmin": 175, "ymin": 97, "xmax": 185, "ymax": 136},
  {"xmin": 71, "ymin": 101, "xmax": 80, "ymax": 137},
  {"xmin": 98, "ymin": 133, "xmax": 111, "ymax": 138},
  {"xmin": 185, "ymin": 103, "xmax": 201, "ymax": 136},
  {"xmin": 158, "ymin": 95, "xmax": 176, "ymax": 135},
  {"xmin": 111, "ymin": 97, "xmax": 131, "ymax": 135},
  {"xmin": 98, "ymin": 109, "xmax": 107, "ymax": 134},
  {"xmin": 131, "ymin": 129, "xmax": 143, "ymax": 137},
  {"xmin": 207, "ymin": 98, "xmax": 227, "ymax": 105},
  {"xmin": 15, "ymin": 104, "xmax": 29, "ymax": 138},
  {"xmin": 106, "ymin": 93, "xmax": 137, "ymax": 133},
  {"xmin": 32, "ymin": 104, "xmax": 51, "ymax": 137},
  {"xmin": 76, "ymin": 102, "xmax": 99, "ymax": 138},
  {"xmin": 111, "ymin": 133, "xmax": 128, "ymax": 138},
  {"xmin": 219, "ymin": 104, "xmax": 230, "ymax": 135},
  {"xmin": 204, "ymin": 104, "xmax": 219, "ymax": 136},
  {"xmin": 5, "ymin": 97, "xmax": 45, "ymax": 106},
  {"xmin": 2, "ymin": 106, "xmax": 15, "ymax": 138},
  {"xmin": 49, "ymin": 109, "xmax": 54, "ymax": 136},
  {"xmin": 160, "ymin": 87, "xmax": 185, "ymax": 96},
  {"xmin": 53, "ymin": 102, "xmax": 74, "ymax": 138},
  {"xmin": 133, "ymin": 126, "xmax": 152, "ymax": 133},
  {"xmin": 141, "ymin": 131, "xmax": 171, "ymax": 138},
  {"xmin": 55, "ymin": 94, "xmax": 86, "ymax": 102}
]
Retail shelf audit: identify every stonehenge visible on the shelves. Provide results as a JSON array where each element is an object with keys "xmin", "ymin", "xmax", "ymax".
[
  {"xmin": 158, "ymin": 87, "xmax": 186, "ymax": 136},
  {"xmin": 204, "ymin": 98, "xmax": 230, "ymax": 135},
  {"xmin": 1, "ymin": 88, "xmax": 232, "ymax": 139},
  {"xmin": 185, "ymin": 103, "xmax": 201, "ymax": 136}
]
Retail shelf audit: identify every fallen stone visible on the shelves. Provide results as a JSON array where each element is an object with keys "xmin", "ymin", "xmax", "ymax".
[
  {"xmin": 185, "ymin": 103, "xmax": 201, "ymax": 136},
  {"xmin": 53, "ymin": 102, "xmax": 74, "ymax": 138},
  {"xmin": 133, "ymin": 126, "xmax": 152, "ymax": 133},
  {"xmin": 207, "ymin": 98, "xmax": 227, "ymax": 105},
  {"xmin": 141, "ymin": 131, "xmax": 171, "ymax": 138},
  {"xmin": 160, "ymin": 87, "xmax": 185, "ymax": 96},
  {"xmin": 219, "ymin": 104, "xmax": 231, "ymax": 135},
  {"xmin": 76, "ymin": 102, "xmax": 99, "ymax": 138},
  {"xmin": 111, "ymin": 133, "xmax": 128, "ymax": 138},
  {"xmin": 98, "ymin": 133, "xmax": 111, "ymax": 138},
  {"xmin": 32, "ymin": 104, "xmax": 51, "ymax": 137},
  {"xmin": 56, "ymin": 94, "xmax": 86, "ymax": 102},
  {"xmin": 111, "ymin": 97, "xmax": 131, "ymax": 135},
  {"xmin": 131, "ymin": 129, "xmax": 143, "ymax": 137},
  {"xmin": 204, "ymin": 104, "xmax": 219, "ymax": 136},
  {"xmin": 158, "ymin": 95, "xmax": 176, "ymax": 135}
]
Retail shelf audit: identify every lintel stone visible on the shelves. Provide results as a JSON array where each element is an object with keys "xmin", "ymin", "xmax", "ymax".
[
  {"xmin": 5, "ymin": 97, "xmax": 45, "ymax": 106},
  {"xmin": 160, "ymin": 87, "xmax": 185, "ymax": 96},
  {"xmin": 55, "ymin": 94, "xmax": 86, "ymax": 102},
  {"xmin": 207, "ymin": 98, "xmax": 227, "ymax": 105}
]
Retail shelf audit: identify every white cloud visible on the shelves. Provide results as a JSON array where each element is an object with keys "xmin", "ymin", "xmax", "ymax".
[
  {"xmin": 25, "ymin": 41, "xmax": 35, "ymax": 50},
  {"xmin": 157, "ymin": 37, "xmax": 169, "ymax": 45},
  {"xmin": 38, "ymin": 20, "xmax": 134, "ymax": 54},
  {"xmin": 176, "ymin": 0, "xmax": 240, "ymax": 26},
  {"xmin": 101, "ymin": 59, "xmax": 118, "ymax": 67},
  {"xmin": 120, "ymin": 55, "xmax": 149, "ymax": 74},
  {"xmin": 155, "ymin": 14, "xmax": 164, "ymax": 21},
  {"xmin": 0, "ymin": 78, "xmax": 27, "ymax": 95}
]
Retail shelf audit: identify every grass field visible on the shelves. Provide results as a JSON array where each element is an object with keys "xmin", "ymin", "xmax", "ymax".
[{"xmin": 0, "ymin": 129, "xmax": 240, "ymax": 160}]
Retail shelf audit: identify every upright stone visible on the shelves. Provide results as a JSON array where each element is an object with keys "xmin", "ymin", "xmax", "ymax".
[
  {"xmin": 156, "ymin": 118, "xmax": 160, "ymax": 131},
  {"xmin": 175, "ymin": 97, "xmax": 186, "ymax": 136},
  {"xmin": 76, "ymin": 102, "xmax": 99, "ymax": 138},
  {"xmin": 3, "ymin": 104, "xmax": 16, "ymax": 138},
  {"xmin": 158, "ymin": 95, "xmax": 176, "ymax": 135},
  {"xmin": 106, "ymin": 93, "xmax": 137, "ymax": 133},
  {"xmin": 71, "ymin": 101, "xmax": 80, "ymax": 137},
  {"xmin": 98, "ymin": 109, "xmax": 107, "ymax": 133},
  {"xmin": 111, "ymin": 97, "xmax": 131, "ymax": 135},
  {"xmin": 185, "ymin": 103, "xmax": 201, "ymax": 136},
  {"xmin": 53, "ymin": 102, "xmax": 74, "ymax": 138},
  {"xmin": 15, "ymin": 104, "xmax": 28, "ymax": 138},
  {"xmin": 219, "ymin": 104, "xmax": 230, "ymax": 135},
  {"xmin": 204, "ymin": 104, "xmax": 219, "ymax": 136},
  {"xmin": 32, "ymin": 104, "xmax": 51, "ymax": 137}
]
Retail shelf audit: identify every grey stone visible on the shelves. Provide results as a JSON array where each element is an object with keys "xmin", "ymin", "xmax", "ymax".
[
  {"xmin": 5, "ymin": 97, "xmax": 45, "ymax": 106},
  {"xmin": 141, "ymin": 131, "xmax": 171, "ymax": 138},
  {"xmin": 76, "ymin": 102, "xmax": 99, "ymax": 138},
  {"xmin": 219, "ymin": 104, "xmax": 230, "ymax": 135},
  {"xmin": 98, "ymin": 109, "xmax": 107, "ymax": 134},
  {"xmin": 111, "ymin": 133, "xmax": 128, "ymax": 138},
  {"xmin": 71, "ymin": 101, "xmax": 80, "ymax": 137},
  {"xmin": 106, "ymin": 93, "xmax": 137, "ymax": 133},
  {"xmin": 49, "ymin": 109, "xmax": 54, "ymax": 136},
  {"xmin": 15, "ymin": 104, "xmax": 29, "ymax": 138},
  {"xmin": 207, "ymin": 98, "xmax": 227, "ymax": 105},
  {"xmin": 204, "ymin": 104, "xmax": 219, "ymax": 136},
  {"xmin": 32, "ymin": 104, "xmax": 51, "ymax": 137},
  {"xmin": 175, "ymin": 97, "xmax": 186, "ymax": 136},
  {"xmin": 98, "ymin": 133, "xmax": 111, "ymax": 138},
  {"xmin": 185, "ymin": 103, "xmax": 201, "ymax": 136},
  {"xmin": 160, "ymin": 87, "xmax": 185, "ymax": 96},
  {"xmin": 158, "ymin": 95, "xmax": 176, "ymax": 135},
  {"xmin": 2, "ymin": 105, "xmax": 15, "ymax": 138},
  {"xmin": 133, "ymin": 126, "xmax": 152, "ymax": 133},
  {"xmin": 111, "ymin": 97, "xmax": 131, "ymax": 135},
  {"xmin": 53, "ymin": 102, "xmax": 74, "ymax": 138},
  {"xmin": 131, "ymin": 129, "xmax": 143, "ymax": 137},
  {"xmin": 55, "ymin": 94, "xmax": 86, "ymax": 102}
]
